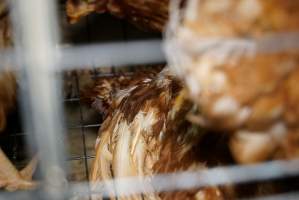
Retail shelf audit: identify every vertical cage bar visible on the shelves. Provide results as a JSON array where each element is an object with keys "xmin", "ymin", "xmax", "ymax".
[
  {"xmin": 10, "ymin": 0, "xmax": 66, "ymax": 198},
  {"xmin": 74, "ymin": 74, "xmax": 92, "ymax": 200}
]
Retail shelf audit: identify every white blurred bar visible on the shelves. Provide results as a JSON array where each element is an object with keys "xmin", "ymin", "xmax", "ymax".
[
  {"xmin": 0, "ymin": 48, "xmax": 15, "ymax": 70},
  {"xmin": 10, "ymin": 0, "xmax": 66, "ymax": 198},
  {"xmin": 0, "ymin": 40, "xmax": 165, "ymax": 71},
  {"xmin": 0, "ymin": 189, "xmax": 296, "ymax": 200},
  {"xmin": 69, "ymin": 159, "xmax": 299, "ymax": 198},
  {"xmin": 60, "ymin": 40, "xmax": 165, "ymax": 69},
  {"xmin": 0, "ymin": 33, "xmax": 298, "ymax": 72}
]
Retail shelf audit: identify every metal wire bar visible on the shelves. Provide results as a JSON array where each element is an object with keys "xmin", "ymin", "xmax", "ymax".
[
  {"xmin": 67, "ymin": 155, "xmax": 95, "ymax": 161},
  {"xmin": 0, "ymin": 184, "xmax": 295, "ymax": 200},
  {"xmin": 5, "ymin": 154, "xmax": 95, "ymax": 162},
  {"xmin": 69, "ymin": 159, "xmax": 299, "ymax": 198},
  {"xmin": 68, "ymin": 124, "xmax": 101, "ymax": 129},
  {"xmin": 0, "ymin": 33, "xmax": 298, "ymax": 72},
  {"xmin": 10, "ymin": 0, "xmax": 67, "ymax": 199},
  {"xmin": 64, "ymin": 97, "xmax": 81, "ymax": 102},
  {"xmin": 60, "ymin": 40, "xmax": 165, "ymax": 69},
  {"xmin": 74, "ymin": 72, "xmax": 92, "ymax": 199},
  {"xmin": 0, "ymin": 40, "xmax": 165, "ymax": 71},
  {"xmin": 7, "ymin": 132, "xmax": 25, "ymax": 137},
  {"xmin": 0, "ymin": 188, "xmax": 299, "ymax": 200}
]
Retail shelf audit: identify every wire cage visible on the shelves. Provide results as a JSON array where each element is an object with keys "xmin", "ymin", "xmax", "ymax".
[
  {"xmin": 0, "ymin": 0, "xmax": 299, "ymax": 200},
  {"xmin": 0, "ymin": 0, "xmax": 165, "ymax": 199}
]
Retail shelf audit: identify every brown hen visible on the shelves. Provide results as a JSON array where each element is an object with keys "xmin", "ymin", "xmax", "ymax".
[
  {"xmin": 166, "ymin": 0, "xmax": 299, "ymax": 164},
  {"xmin": 87, "ymin": 68, "xmax": 225, "ymax": 200},
  {"xmin": 66, "ymin": 0, "xmax": 169, "ymax": 32}
]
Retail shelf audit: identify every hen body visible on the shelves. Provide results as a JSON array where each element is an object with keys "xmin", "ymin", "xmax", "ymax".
[
  {"xmin": 166, "ymin": 0, "xmax": 299, "ymax": 164},
  {"xmin": 89, "ymin": 68, "xmax": 224, "ymax": 200},
  {"xmin": 66, "ymin": 0, "xmax": 169, "ymax": 32}
]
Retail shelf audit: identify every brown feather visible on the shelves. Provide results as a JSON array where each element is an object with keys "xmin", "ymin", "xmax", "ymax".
[
  {"xmin": 66, "ymin": 0, "xmax": 169, "ymax": 32},
  {"xmin": 81, "ymin": 66, "xmax": 163, "ymax": 117},
  {"xmin": 167, "ymin": 0, "xmax": 299, "ymax": 164},
  {"xmin": 90, "ymin": 68, "xmax": 225, "ymax": 200}
]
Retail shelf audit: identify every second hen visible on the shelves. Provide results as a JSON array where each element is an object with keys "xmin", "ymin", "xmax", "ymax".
[{"xmin": 86, "ymin": 68, "xmax": 225, "ymax": 200}]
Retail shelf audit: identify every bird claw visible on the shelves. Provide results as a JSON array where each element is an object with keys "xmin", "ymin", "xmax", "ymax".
[
  {"xmin": 4, "ymin": 178, "xmax": 38, "ymax": 192},
  {"xmin": 0, "ymin": 154, "xmax": 39, "ymax": 191},
  {"xmin": 20, "ymin": 155, "xmax": 38, "ymax": 181}
]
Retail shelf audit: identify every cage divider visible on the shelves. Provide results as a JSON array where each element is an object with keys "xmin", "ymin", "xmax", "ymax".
[{"xmin": 10, "ymin": 0, "xmax": 67, "ymax": 199}]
